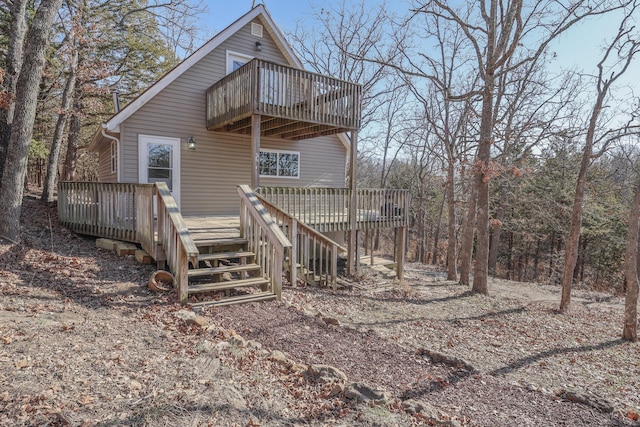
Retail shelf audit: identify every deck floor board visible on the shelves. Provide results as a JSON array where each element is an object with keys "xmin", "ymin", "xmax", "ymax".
[{"xmin": 183, "ymin": 216, "xmax": 241, "ymax": 242}]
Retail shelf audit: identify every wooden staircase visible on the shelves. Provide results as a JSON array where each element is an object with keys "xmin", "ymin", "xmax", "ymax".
[{"xmin": 186, "ymin": 234, "xmax": 277, "ymax": 308}]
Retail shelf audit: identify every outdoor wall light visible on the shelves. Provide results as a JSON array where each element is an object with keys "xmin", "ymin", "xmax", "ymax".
[
  {"xmin": 255, "ymin": 41, "xmax": 263, "ymax": 51},
  {"xmin": 187, "ymin": 136, "xmax": 196, "ymax": 150}
]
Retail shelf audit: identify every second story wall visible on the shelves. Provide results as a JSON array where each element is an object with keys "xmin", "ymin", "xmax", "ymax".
[{"xmin": 117, "ymin": 17, "xmax": 348, "ymax": 215}]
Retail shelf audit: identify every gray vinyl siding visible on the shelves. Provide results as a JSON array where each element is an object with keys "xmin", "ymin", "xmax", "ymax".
[
  {"xmin": 259, "ymin": 136, "xmax": 347, "ymax": 188},
  {"xmin": 117, "ymin": 18, "xmax": 347, "ymax": 216},
  {"xmin": 97, "ymin": 141, "xmax": 117, "ymax": 183}
]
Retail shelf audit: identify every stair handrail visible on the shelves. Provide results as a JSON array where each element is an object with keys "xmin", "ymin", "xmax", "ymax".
[
  {"xmin": 237, "ymin": 185, "xmax": 292, "ymax": 299},
  {"xmin": 155, "ymin": 182, "xmax": 199, "ymax": 304},
  {"xmin": 256, "ymin": 193, "xmax": 346, "ymax": 289}
]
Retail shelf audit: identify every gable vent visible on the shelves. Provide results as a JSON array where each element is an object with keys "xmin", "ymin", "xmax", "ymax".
[{"xmin": 251, "ymin": 22, "xmax": 263, "ymax": 38}]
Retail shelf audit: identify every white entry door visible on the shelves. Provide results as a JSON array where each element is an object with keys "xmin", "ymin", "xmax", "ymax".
[{"xmin": 138, "ymin": 135, "xmax": 180, "ymax": 208}]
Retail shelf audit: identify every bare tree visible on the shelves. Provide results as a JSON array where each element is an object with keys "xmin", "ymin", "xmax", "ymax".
[
  {"xmin": 288, "ymin": 0, "xmax": 396, "ymax": 130},
  {"xmin": 560, "ymin": 3, "xmax": 640, "ymax": 312},
  {"xmin": 458, "ymin": 169, "xmax": 477, "ymax": 286},
  {"xmin": 0, "ymin": 0, "xmax": 64, "ymax": 243},
  {"xmin": 397, "ymin": 0, "xmax": 630, "ymax": 295},
  {"xmin": 487, "ymin": 58, "xmax": 580, "ymax": 276},
  {"xmin": 42, "ymin": 1, "xmax": 78, "ymax": 202},
  {"xmin": 402, "ymin": 15, "xmax": 477, "ymax": 281},
  {"xmin": 623, "ymin": 167, "xmax": 640, "ymax": 341},
  {"xmin": 0, "ymin": 0, "xmax": 27, "ymax": 184}
]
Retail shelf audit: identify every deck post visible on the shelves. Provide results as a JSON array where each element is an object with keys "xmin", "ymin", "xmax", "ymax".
[
  {"xmin": 251, "ymin": 114, "xmax": 261, "ymax": 189},
  {"xmin": 348, "ymin": 130, "xmax": 358, "ymax": 275},
  {"xmin": 396, "ymin": 226, "xmax": 406, "ymax": 283},
  {"xmin": 290, "ymin": 219, "xmax": 298, "ymax": 287}
]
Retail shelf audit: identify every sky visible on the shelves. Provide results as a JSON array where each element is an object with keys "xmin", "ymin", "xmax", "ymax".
[{"xmin": 200, "ymin": 0, "xmax": 358, "ymax": 35}]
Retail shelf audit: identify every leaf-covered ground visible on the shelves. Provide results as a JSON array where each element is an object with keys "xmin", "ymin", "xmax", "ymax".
[{"xmin": 0, "ymin": 191, "xmax": 638, "ymax": 426}]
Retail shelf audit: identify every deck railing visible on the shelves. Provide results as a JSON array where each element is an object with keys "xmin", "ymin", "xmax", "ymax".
[
  {"xmin": 59, "ymin": 181, "xmax": 199, "ymax": 304},
  {"xmin": 206, "ymin": 59, "xmax": 361, "ymax": 135},
  {"xmin": 257, "ymin": 187, "xmax": 410, "ymax": 231},
  {"xmin": 237, "ymin": 185, "xmax": 292, "ymax": 300},
  {"xmin": 135, "ymin": 185, "xmax": 157, "ymax": 259},
  {"xmin": 155, "ymin": 182, "xmax": 199, "ymax": 304},
  {"xmin": 257, "ymin": 194, "xmax": 346, "ymax": 289},
  {"xmin": 58, "ymin": 182, "xmax": 150, "ymax": 242}
]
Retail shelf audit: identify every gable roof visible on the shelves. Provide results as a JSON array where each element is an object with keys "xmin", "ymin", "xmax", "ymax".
[{"xmin": 101, "ymin": 4, "xmax": 301, "ymax": 135}]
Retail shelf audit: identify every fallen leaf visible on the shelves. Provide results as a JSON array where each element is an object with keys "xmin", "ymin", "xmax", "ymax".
[
  {"xmin": 15, "ymin": 359, "xmax": 33, "ymax": 369},
  {"xmin": 77, "ymin": 395, "xmax": 95, "ymax": 405}
]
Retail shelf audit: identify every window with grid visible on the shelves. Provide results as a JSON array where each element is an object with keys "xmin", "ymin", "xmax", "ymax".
[{"xmin": 259, "ymin": 150, "xmax": 299, "ymax": 178}]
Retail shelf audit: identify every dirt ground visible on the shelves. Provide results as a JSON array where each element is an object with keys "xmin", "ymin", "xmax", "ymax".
[{"xmin": 1, "ymin": 191, "xmax": 639, "ymax": 426}]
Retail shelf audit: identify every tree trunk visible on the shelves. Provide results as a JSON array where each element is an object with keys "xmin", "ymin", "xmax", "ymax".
[
  {"xmin": 432, "ymin": 188, "xmax": 446, "ymax": 266},
  {"xmin": 579, "ymin": 237, "xmax": 588, "ymax": 283},
  {"xmin": 573, "ymin": 236, "xmax": 582, "ymax": 281},
  {"xmin": 560, "ymin": 156, "xmax": 588, "ymax": 312},
  {"xmin": 471, "ymin": 73, "xmax": 495, "ymax": 295},
  {"xmin": 560, "ymin": 90, "xmax": 605, "ymax": 312},
  {"xmin": 622, "ymin": 179, "xmax": 640, "ymax": 341},
  {"xmin": 0, "ymin": 0, "xmax": 64, "ymax": 243},
  {"xmin": 488, "ymin": 201, "xmax": 504, "ymax": 276},
  {"xmin": 533, "ymin": 238, "xmax": 541, "ymax": 280},
  {"xmin": 42, "ymin": 61, "xmax": 77, "ymax": 203},
  {"xmin": 446, "ymin": 163, "xmax": 457, "ymax": 281},
  {"xmin": 507, "ymin": 231, "xmax": 514, "ymax": 280},
  {"xmin": 414, "ymin": 186, "xmax": 425, "ymax": 263},
  {"xmin": 459, "ymin": 182, "xmax": 477, "ymax": 286},
  {"xmin": 63, "ymin": 90, "xmax": 82, "ymax": 181},
  {"xmin": 0, "ymin": 0, "xmax": 28, "ymax": 184}
]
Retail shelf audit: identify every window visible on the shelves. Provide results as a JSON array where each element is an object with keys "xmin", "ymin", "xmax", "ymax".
[
  {"xmin": 259, "ymin": 150, "xmax": 299, "ymax": 178},
  {"xmin": 147, "ymin": 143, "xmax": 173, "ymax": 190},
  {"xmin": 110, "ymin": 140, "xmax": 117, "ymax": 174},
  {"xmin": 226, "ymin": 51, "xmax": 253, "ymax": 74}
]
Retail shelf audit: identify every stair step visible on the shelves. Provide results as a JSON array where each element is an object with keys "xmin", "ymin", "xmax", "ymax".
[
  {"xmin": 198, "ymin": 251, "xmax": 254, "ymax": 262},
  {"xmin": 194, "ymin": 238, "xmax": 248, "ymax": 247},
  {"xmin": 188, "ymin": 263, "xmax": 260, "ymax": 278},
  {"xmin": 188, "ymin": 277, "xmax": 270, "ymax": 294},
  {"xmin": 190, "ymin": 291, "xmax": 276, "ymax": 308}
]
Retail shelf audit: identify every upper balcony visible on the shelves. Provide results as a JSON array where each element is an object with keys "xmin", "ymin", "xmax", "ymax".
[{"xmin": 206, "ymin": 59, "xmax": 362, "ymax": 140}]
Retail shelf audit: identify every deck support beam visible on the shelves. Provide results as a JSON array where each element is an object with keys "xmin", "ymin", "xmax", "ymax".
[
  {"xmin": 396, "ymin": 226, "xmax": 406, "ymax": 283},
  {"xmin": 348, "ymin": 130, "xmax": 358, "ymax": 275},
  {"xmin": 251, "ymin": 114, "xmax": 261, "ymax": 189}
]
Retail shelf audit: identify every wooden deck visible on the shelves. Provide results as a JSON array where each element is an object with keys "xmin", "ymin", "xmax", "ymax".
[
  {"xmin": 58, "ymin": 183, "xmax": 409, "ymax": 304},
  {"xmin": 183, "ymin": 216, "xmax": 240, "ymax": 242},
  {"xmin": 206, "ymin": 59, "xmax": 361, "ymax": 140},
  {"xmin": 258, "ymin": 186, "xmax": 410, "ymax": 232},
  {"xmin": 182, "ymin": 211, "xmax": 404, "ymax": 241}
]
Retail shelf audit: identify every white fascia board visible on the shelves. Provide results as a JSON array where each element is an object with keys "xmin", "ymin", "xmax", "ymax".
[
  {"xmin": 338, "ymin": 133, "xmax": 351, "ymax": 150},
  {"xmin": 258, "ymin": 7, "xmax": 304, "ymax": 68}
]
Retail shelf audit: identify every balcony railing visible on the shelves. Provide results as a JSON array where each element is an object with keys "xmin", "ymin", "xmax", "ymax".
[
  {"xmin": 206, "ymin": 59, "xmax": 361, "ymax": 140},
  {"xmin": 257, "ymin": 187, "xmax": 410, "ymax": 232}
]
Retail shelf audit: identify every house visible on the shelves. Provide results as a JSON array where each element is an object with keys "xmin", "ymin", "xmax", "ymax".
[
  {"xmin": 89, "ymin": 4, "xmax": 353, "ymax": 216},
  {"xmin": 59, "ymin": 4, "xmax": 409, "ymax": 307}
]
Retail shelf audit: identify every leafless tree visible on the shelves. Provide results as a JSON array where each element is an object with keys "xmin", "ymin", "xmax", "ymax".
[
  {"xmin": 288, "ymin": 0, "xmax": 398, "ymax": 130},
  {"xmin": 400, "ymin": 14, "xmax": 477, "ymax": 281},
  {"xmin": 393, "ymin": 0, "xmax": 631, "ymax": 295},
  {"xmin": 487, "ymin": 58, "xmax": 581, "ymax": 276},
  {"xmin": 0, "ymin": 0, "xmax": 64, "ymax": 243},
  {"xmin": 622, "ymin": 160, "xmax": 640, "ymax": 341},
  {"xmin": 560, "ymin": 2, "xmax": 640, "ymax": 312},
  {"xmin": 0, "ymin": 0, "xmax": 27, "ymax": 184}
]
